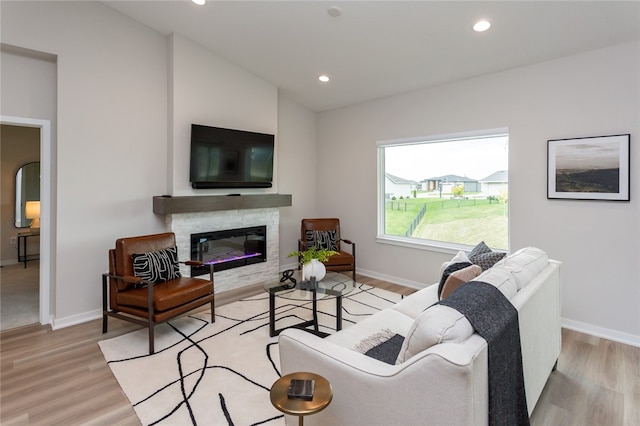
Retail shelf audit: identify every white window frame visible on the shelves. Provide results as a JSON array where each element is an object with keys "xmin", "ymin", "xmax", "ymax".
[{"xmin": 376, "ymin": 128, "xmax": 509, "ymax": 254}]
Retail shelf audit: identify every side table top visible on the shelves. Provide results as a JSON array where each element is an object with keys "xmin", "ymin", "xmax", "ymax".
[{"xmin": 270, "ymin": 372, "xmax": 333, "ymax": 416}]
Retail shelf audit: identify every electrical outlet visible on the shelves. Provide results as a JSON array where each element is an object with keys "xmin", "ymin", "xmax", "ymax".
[{"xmin": 10, "ymin": 236, "xmax": 17, "ymax": 245}]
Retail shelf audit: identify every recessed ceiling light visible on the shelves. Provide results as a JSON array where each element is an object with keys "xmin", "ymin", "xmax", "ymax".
[
  {"xmin": 318, "ymin": 75, "xmax": 330, "ymax": 83},
  {"xmin": 473, "ymin": 20, "xmax": 491, "ymax": 32},
  {"xmin": 192, "ymin": 0, "xmax": 206, "ymax": 5}
]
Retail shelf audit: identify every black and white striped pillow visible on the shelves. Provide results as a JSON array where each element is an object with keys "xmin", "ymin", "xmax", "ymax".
[{"xmin": 132, "ymin": 246, "xmax": 182, "ymax": 283}]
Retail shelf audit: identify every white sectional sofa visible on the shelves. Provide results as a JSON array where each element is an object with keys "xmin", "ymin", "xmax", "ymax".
[{"xmin": 278, "ymin": 247, "xmax": 561, "ymax": 426}]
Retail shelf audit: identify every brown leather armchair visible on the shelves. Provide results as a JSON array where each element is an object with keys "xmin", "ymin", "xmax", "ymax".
[
  {"xmin": 299, "ymin": 218, "xmax": 356, "ymax": 282},
  {"xmin": 102, "ymin": 232, "xmax": 214, "ymax": 354}
]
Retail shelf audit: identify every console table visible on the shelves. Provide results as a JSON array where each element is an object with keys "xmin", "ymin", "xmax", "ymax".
[{"xmin": 17, "ymin": 230, "xmax": 39, "ymax": 268}]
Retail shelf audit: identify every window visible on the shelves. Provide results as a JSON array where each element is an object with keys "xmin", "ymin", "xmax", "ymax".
[{"xmin": 377, "ymin": 129, "xmax": 509, "ymax": 251}]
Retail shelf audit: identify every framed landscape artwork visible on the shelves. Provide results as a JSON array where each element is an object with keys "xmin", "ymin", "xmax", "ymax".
[{"xmin": 547, "ymin": 134, "xmax": 630, "ymax": 201}]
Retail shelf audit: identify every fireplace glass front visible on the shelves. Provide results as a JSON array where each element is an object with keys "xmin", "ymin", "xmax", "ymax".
[{"xmin": 190, "ymin": 226, "xmax": 266, "ymax": 277}]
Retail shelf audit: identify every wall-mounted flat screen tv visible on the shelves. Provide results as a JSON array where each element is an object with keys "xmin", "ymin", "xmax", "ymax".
[{"xmin": 190, "ymin": 124, "xmax": 274, "ymax": 189}]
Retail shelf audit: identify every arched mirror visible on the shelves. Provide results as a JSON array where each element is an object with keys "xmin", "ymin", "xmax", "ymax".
[{"xmin": 15, "ymin": 161, "xmax": 41, "ymax": 228}]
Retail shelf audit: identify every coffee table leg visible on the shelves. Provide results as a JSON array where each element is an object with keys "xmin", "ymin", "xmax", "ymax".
[
  {"xmin": 299, "ymin": 415, "xmax": 304, "ymax": 426},
  {"xmin": 269, "ymin": 290, "xmax": 276, "ymax": 337},
  {"xmin": 312, "ymin": 290, "xmax": 319, "ymax": 332},
  {"xmin": 335, "ymin": 294, "xmax": 343, "ymax": 331}
]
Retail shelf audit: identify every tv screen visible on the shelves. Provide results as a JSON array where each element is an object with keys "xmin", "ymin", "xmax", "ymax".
[{"xmin": 190, "ymin": 124, "xmax": 274, "ymax": 189}]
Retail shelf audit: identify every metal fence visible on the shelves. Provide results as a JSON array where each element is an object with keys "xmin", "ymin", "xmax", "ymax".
[{"xmin": 404, "ymin": 204, "xmax": 427, "ymax": 237}]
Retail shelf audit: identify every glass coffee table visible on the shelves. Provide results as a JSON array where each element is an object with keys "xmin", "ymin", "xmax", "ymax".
[{"xmin": 263, "ymin": 270, "xmax": 355, "ymax": 337}]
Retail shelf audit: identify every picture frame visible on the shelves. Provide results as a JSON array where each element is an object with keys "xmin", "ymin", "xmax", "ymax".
[{"xmin": 547, "ymin": 134, "xmax": 630, "ymax": 201}]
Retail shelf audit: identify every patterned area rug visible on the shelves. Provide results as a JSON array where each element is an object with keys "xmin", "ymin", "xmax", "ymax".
[{"xmin": 99, "ymin": 283, "xmax": 402, "ymax": 426}]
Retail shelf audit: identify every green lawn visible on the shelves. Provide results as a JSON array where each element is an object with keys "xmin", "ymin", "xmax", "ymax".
[{"xmin": 385, "ymin": 197, "xmax": 508, "ymax": 250}]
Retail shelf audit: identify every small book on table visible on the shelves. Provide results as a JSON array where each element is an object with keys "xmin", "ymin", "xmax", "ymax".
[{"xmin": 287, "ymin": 379, "xmax": 315, "ymax": 401}]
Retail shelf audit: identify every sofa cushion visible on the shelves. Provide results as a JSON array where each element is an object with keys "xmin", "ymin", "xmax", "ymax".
[
  {"xmin": 391, "ymin": 284, "xmax": 439, "ymax": 319},
  {"xmin": 492, "ymin": 246, "xmax": 549, "ymax": 291},
  {"xmin": 395, "ymin": 305, "xmax": 474, "ymax": 364},
  {"xmin": 132, "ymin": 246, "xmax": 181, "ymax": 283},
  {"xmin": 474, "ymin": 266, "xmax": 518, "ymax": 300},
  {"xmin": 440, "ymin": 264, "xmax": 483, "ymax": 300},
  {"xmin": 468, "ymin": 241, "xmax": 506, "ymax": 270}
]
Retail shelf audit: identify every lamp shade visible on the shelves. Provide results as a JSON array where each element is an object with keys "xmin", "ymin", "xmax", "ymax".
[
  {"xmin": 25, "ymin": 201, "xmax": 40, "ymax": 219},
  {"xmin": 25, "ymin": 201, "xmax": 41, "ymax": 229}
]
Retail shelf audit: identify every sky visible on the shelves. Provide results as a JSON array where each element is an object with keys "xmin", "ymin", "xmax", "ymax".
[
  {"xmin": 554, "ymin": 141, "xmax": 620, "ymax": 170},
  {"xmin": 383, "ymin": 136, "xmax": 509, "ymax": 182}
]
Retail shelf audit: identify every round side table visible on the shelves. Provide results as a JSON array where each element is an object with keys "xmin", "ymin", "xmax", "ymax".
[{"xmin": 270, "ymin": 372, "xmax": 332, "ymax": 426}]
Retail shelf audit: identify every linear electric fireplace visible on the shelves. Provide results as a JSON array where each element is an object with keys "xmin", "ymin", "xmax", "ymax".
[{"xmin": 190, "ymin": 226, "xmax": 267, "ymax": 277}]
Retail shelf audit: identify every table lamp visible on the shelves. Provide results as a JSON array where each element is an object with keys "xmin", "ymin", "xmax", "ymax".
[{"xmin": 25, "ymin": 201, "xmax": 40, "ymax": 229}]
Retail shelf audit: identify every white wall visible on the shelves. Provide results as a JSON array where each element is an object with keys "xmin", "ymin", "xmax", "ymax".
[
  {"xmin": 276, "ymin": 95, "xmax": 318, "ymax": 268},
  {"xmin": 167, "ymin": 34, "xmax": 318, "ymax": 271},
  {"xmin": 168, "ymin": 33, "xmax": 278, "ymax": 196},
  {"xmin": 317, "ymin": 41, "xmax": 640, "ymax": 346},
  {"xmin": 0, "ymin": 47, "xmax": 57, "ymax": 314},
  {"xmin": 166, "ymin": 34, "xmax": 319, "ymax": 273},
  {"xmin": 1, "ymin": 1, "xmax": 169, "ymax": 326}
]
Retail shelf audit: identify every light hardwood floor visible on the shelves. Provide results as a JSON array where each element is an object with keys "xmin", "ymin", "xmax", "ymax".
[{"xmin": 1, "ymin": 275, "xmax": 638, "ymax": 425}]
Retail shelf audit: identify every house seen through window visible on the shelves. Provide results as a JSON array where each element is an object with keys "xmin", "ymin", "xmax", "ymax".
[{"xmin": 377, "ymin": 129, "xmax": 509, "ymax": 251}]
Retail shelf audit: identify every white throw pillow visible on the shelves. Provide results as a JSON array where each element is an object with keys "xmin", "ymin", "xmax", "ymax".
[
  {"xmin": 450, "ymin": 250, "xmax": 471, "ymax": 264},
  {"xmin": 439, "ymin": 250, "xmax": 471, "ymax": 276},
  {"xmin": 395, "ymin": 305, "xmax": 474, "ymax": 364}
]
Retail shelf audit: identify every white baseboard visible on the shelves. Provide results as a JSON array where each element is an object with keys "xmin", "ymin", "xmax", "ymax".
[
  {"xmin": 561, "ymin": 318, "xmax": 640, "ymax": 348},
  {"xmin": 355, "ymin": 267, "xmax": 424, "ymax": 290},
  {"xmin": 279, "ymin": 261, "xmax": 299, "ymax": 272},
  {"xmin": 51, "ymin": 309, "xmax": 102, "ymax": 330},
  {"xmin": 0, "ymin": 259, "xmax": 19, "ymax": 267}
]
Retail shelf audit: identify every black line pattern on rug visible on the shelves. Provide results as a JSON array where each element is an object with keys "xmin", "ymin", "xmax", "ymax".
[
  {"xmin": 339, "ymin": 283, "xmax": 403, "ymax": 318},
  {"xmin": 103, "ymin": 284, "xmax": 398, "ymax": 425},
  {"xmin": 251, "ymin": 414, "xmax": 285, "ymax": 426},
  {"xmin": 106, "ymin": 316, "xmax": 211, "ymax": 364},
  {"xmin": 173, "ymin": 319, "xmax": 209, "ymax": 425},
  {"xmin": 219, "ymin": 393, "xmax": 234, "ymax": 426},
  {"xmin": 135, "ymin": 364, "xmax": 273, "ymax": 407},
  {"xmin": 266, "ymin": 342, "xmax": 280, "ymax": 377},
  {"xmin": 355, "ymin": 283, "xmax": 403, "ymax": 305},
  {"xmin": 122, "ymin": 307, "xmax": 280, "ymax": 425}
]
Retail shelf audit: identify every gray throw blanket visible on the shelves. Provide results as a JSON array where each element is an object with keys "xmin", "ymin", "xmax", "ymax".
[{"xmin": 438, "ymin": 281, "xmax": 530, "ymax": 426}]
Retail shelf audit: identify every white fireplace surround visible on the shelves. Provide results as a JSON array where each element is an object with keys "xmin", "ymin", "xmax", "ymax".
[{"xmin": 165, "ymin": 208, "xmax": 280, "ymax": 293}]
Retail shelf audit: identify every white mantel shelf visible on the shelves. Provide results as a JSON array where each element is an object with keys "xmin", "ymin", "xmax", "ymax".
[{"xmin": 152, "ymin": 194, "xmax": 292, "ymax": 215}]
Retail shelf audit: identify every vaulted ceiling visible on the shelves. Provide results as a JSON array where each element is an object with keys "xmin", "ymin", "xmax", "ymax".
[{"xmin": 104, "ymin": 1, "xmax": 640, "ymax": 112}]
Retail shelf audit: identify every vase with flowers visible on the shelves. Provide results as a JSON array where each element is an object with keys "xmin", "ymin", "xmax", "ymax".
[{"xmin": 288, "ymin": 246, "xmax": 338, "ymax": 282}]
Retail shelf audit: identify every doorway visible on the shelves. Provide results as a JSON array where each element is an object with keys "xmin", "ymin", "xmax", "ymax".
[{"xmin": 0, "ymin": 116, "xmax": 51, "ymax": 328}]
